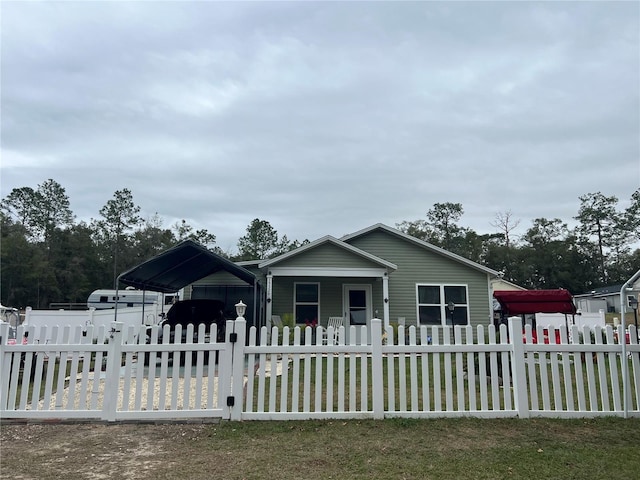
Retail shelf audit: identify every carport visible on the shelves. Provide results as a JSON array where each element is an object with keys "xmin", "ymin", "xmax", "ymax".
[{"xmin": 116, "ymin": 240, "xmax": 261, "ymax": 326}]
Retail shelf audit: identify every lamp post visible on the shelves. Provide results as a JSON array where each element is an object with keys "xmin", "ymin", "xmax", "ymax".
[
  {"xmin": 447, "ymin": 301, "xmax": 456, "ymax": 344},
  {"xmin": 235, "ymin": 300, "xmax": 247, "ymax": 320},
  {"xmin": 447, "ymin": 301, "xmax": 455, "ymax": 326},
  {"xmin": 630, "ymin": 296, "xmax": 638, "ymax": 335}
]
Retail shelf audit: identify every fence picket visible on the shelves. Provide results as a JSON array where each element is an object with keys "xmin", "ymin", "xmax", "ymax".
[
  {"xmin": 314, "ymin": 332, "xmax": 323, "ymax": 413},
  {"xmin": 409, "ymin": 327, "xmax": 419, "ymax": 411},
  {"xmin": 65, "ymin": 326, "xmax": 83, "ymax": 410},
  {"xmin": 432, "ymin": 328, "xmax": 442, "ymax": 412},
  {"xmin": 337, "ymin": 339, "xmax": 345, "ymax": 412},
  {"xmin": 630, "ymin": 327, "xmax": 640, "ymax": 410},
  {"xmin": 499, "ymin": 324, "xmax": 512, "ymax": 412},
  {"xmin": 359, "ymin": 328, "xmax": 368, "ymax": 412},
  {"xmin": 302, "ymin": 328, "xmax": 312, "ymax": 413},
  {"xmin": 443, "ymin": 327, "xmax": 453, "ymax": 411},
  {"xmin": 420, "ymin": 326, "xmax": 430, "ymax": 412},
  {"xmin": 478, "ymin": 325, "xmax": 488, "ymax": 411},
  {"xmin": 571, "ymin": 325, "xmax": 587, "ymax": 412},
  {"xmin": 488, "ymin": 326, "xmax": 500, "ymax": 411},
  {"xmin": 290, "ymin": 328, "xmax": 300, "ymax": 413},
  {"xmin": 455, "ymin": 327, "xmax": 465, "ymax": 412},
  {"xmin": 398, "ymin": 325, "xmax": 407, "ymax": 412},
  {"xmin": 559, "ymin": 327, "xmax": 574, "ymax": 411},
  {"xmin": 267, "ymin": 328, "xmax": 278, "ymax": 413},
  {"xmin": 510, "ymin": 319, "xmax": 529, "ymax": 418},
  {"xmin": 609, "ymin": 326, "xmax": 622, "ymax": 412},
  {"xmin": 466, "ymin": 326, "xmax": 476, "ymax": 411}
]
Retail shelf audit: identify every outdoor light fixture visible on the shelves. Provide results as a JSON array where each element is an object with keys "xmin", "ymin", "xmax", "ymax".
[
  {"xmin": 447, "ymin": 301, "xmax": 455, "ymax": 325},
  {"xmin": 630, "ymin": 296, "xmax": 639, "ymax": 334},
  {"xmin": 235, "ymin": 300, "xmax": 247, "ymax": 319}
]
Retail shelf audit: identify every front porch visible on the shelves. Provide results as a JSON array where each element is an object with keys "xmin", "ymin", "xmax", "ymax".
[
  {"xmin": 265, "ymin": 270, "xmax": 391, "ymax": 344},
  {"xmin": 258, "ymin": 236, "xmax": 397, "ymax": 343}
]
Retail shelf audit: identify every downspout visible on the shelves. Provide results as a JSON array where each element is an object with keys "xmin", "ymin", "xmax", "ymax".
[
  {"xmin": 114, "ymin": 274, "xmax": 123, "ymax": 324},
  {"xmin": 620, "ymin": 268, "xmax": 640, "ymax": 419},
  {"xmin": 487, "ymin": 274, "xmax": 494, "ymax": 327},
  {"xmin": 142, "ymin": 289, "xmax": 146, "ymax": 327}
]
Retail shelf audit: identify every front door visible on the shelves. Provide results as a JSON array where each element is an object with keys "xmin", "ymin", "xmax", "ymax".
[{"xmin": 343, "ymin": 284, "xmax": 372, "ymax": 344}]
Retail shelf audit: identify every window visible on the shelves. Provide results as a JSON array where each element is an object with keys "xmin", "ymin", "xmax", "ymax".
[
  {"xmin": 295, "ymin": 283, "xmax": 319, "ymax": 324},
  {"xmin": 417, "ymin": 284, "xmax": 469, "ymax": 326}
]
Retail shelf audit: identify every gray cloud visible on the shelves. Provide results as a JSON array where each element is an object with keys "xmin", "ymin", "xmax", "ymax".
[{"xmin": 2, "ymin": 1, "xmax": 638, "ymax": 253}]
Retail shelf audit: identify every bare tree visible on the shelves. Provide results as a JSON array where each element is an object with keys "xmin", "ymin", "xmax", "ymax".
[{"xmin": 490, "ymin": 210, "xmax": 521, "ymax": 249}]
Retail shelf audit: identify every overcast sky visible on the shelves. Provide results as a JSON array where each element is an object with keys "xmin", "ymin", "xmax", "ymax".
[{"xmin": 1, "ymin": 1, "xmax": 639, "ymax": 254}]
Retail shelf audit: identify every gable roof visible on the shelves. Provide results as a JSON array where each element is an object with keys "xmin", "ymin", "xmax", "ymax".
[
  {"xmin": 340, "ymin": 223, "xmax": 500, "ymax": 276},
  {"xmin": 119, "ymin": 240, "xmax": 256, "ymax": 293},
  {"xmin": 258, "ymin": 235, "xmax": 397, "ymax": 270}
]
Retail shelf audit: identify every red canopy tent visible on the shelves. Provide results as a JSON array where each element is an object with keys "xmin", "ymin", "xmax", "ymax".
[
  {"xmin": 493, "ymin": 289, "xmax": 577, "ymax": 343},
  {"xmin": 493, "ymin": 289, "xmax": 577, "ymax": 315}
]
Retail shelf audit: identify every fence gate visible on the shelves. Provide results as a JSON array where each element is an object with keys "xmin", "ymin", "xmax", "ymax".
[{"xmin": 0, "ymin": 320, "xmax": 239, "ymax": 422}]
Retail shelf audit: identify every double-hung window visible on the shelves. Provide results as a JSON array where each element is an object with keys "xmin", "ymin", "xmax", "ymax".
[
  {"xmin": 295, "ymin": 282, "xmax": 319, "ymax": 324},
  {"xmin": 417, "ymin": 284, "xmax": 469, "ymax": 326}
]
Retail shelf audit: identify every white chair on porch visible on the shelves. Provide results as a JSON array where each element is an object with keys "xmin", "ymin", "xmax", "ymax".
[
  {"xmin": 322, "ymin": 316, "xmax": 344, "ymax": 345},
  {"xmin": 269, "ymin": 315, "xmax": 283, "ymax": 343},
  {"xmin": 271, "ymin": 315, "xmax": 283, "ymax": 329}
]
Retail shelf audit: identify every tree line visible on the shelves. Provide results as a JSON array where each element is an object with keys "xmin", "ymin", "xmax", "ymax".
[
  {"xmin": 396, "ymin": 190, "xmax": 639, "ymax": 295},
  {"xmin": 1, "ymin": 179, "xmax": 638, "ymax": 309}
]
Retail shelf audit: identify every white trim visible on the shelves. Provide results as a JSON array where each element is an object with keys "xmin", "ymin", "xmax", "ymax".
[
  {"xmin": 294, "ymin": 282, "xmax": 320, "ymax": 325},
  {"xmin": 343, "ymin": 284, "xmax": 373, "ymax": 344},
  {"xmin": 269, "ymin": 267, "xmax": 388, "ymax": 278},
  {"xmin": 259, "ymin": 235, "xmax": 397, "ymax": 270},
  {"xmin": 415, "ymin": 283, "xmax": 470, "ymax": 327},
  {"xmin": 382, "ymin": 274, "xmax": 390, "ymax": 330}
]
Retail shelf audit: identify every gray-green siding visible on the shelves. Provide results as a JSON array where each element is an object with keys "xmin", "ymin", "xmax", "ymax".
[{"xmin": 345, "ymin": 230, "xmax": 492, "ymax": 328}]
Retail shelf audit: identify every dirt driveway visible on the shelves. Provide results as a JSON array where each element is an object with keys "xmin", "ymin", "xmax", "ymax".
[{"xmin": 1, "ymin": 422, "xmax": 215, "ymax": 480}]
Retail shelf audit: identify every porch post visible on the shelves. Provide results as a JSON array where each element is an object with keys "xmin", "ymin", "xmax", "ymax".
[
  {"xmin": 265, "ymin": 273, "xmax": 273, "ymax": 333},
  {"xmin": 382, "ymin": 272, "xmax": 390, "ymax": 330}
]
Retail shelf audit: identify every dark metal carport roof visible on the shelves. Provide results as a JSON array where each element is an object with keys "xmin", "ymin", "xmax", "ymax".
[{"xmin": 118, "ymin": 239, "xmax": 257, "ymax": 293}]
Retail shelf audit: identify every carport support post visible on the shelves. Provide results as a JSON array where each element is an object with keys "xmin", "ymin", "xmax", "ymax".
[
  {"xmin": 265, "ymin": 274, "xmax": 273, "ymax": 338},
  {"xmin": 382, "ymin": 273, "xmax": 390, "ymax": 331},
  {"xmin": 102, "ymin": 322, "xmax": 124, "ymax": 422},
  {"xmin": 509, "ymin": 317, "xmax": 530, "ymax": 419}
]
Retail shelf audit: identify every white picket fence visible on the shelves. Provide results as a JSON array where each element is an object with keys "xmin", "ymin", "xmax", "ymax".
[{"xmin": 2, "ymin": 319, "xmax": 640, "ymax": 422}]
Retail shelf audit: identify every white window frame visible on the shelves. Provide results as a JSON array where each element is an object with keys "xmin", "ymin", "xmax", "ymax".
[
  {"xmin": 415, "ymin": 284, "xmax": 470, "ymax": 327},
  {"xmin": 294, "ymin": 282, "xmax": 320, "ymax": 324}
]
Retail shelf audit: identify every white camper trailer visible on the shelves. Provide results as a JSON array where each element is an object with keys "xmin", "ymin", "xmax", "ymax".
[{"xmin": 87, "ymin": 287, "xmax": 178, "ymax": 310}]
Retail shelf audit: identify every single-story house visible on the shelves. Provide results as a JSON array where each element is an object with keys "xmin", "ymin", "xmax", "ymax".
[{"xmin": 184, "ymin": 223, "xmax": 500, "ymax": 341}]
